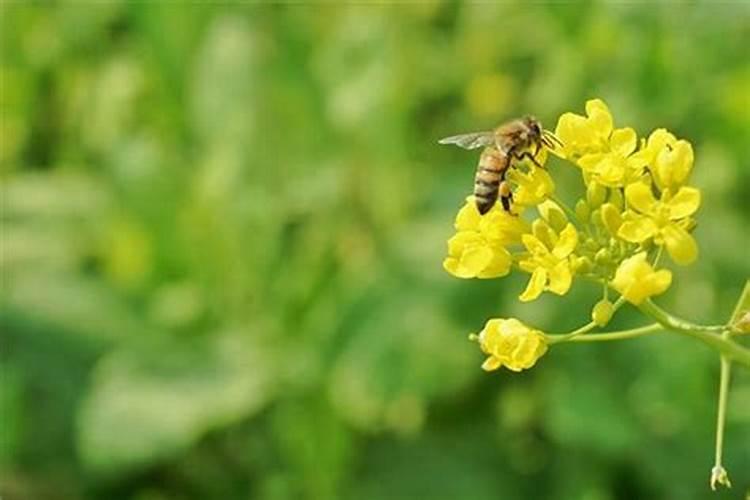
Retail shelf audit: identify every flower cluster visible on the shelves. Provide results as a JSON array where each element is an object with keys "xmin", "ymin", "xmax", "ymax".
[{"xmin": 443, "ymin": 98, "xmax": 701, "ymax": 372}]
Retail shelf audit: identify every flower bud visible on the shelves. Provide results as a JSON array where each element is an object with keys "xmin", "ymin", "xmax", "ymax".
[
  {"xmin": 592, "ymin": 299, "xmax": 614, "ymax": 326},
  {"xmin": 537, "ymin": 200, "xmax": 567, "ymax": 233},
  {"xmin": 733, "ymin": 311, "xmax": 750, "ymax": 334},
  {"xmin": 571, "ymin": 256, "xmax": 593, "ymax": 273},
  {"xmin": 575, "ymin": 199, "xmax": 590, "ymax": 223},
  {"xmin": 608, "ymin": 187, "xmax": 624, "ymax": 210},
  {"xmin": 600, "ymin": 203, "xmax": 623, "ymax": 235},
  {"xmin": 594, "ymin": 248, "xmax": 611, "ymax": 265},
  {"xmin": 586, "ymin": 181, "xmax": 607, "ymax": 208}
]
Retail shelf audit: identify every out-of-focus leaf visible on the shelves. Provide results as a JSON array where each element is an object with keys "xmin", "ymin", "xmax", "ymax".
[
  {"xmin": 329, "ymin": 299, "xmax": 476, "ymax": 433},
  {"xmin": 77, "ymin": 330, "xmax": 276, "ymax": 474}
]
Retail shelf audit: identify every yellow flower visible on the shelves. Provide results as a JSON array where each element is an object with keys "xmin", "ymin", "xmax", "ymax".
[
  {"xmin": 444, "ymin": 199, "xmax": 524, "ymax": 279},
  {"xmin": 506, "ymin": 165, "xmax": 555, "ymax": 207},
  {"xmin": 633, "ymin": 129, "xmax": 694, "ymax": 191},
  {"xmin": 474, "ymin": 318, "xmax": 547, "ymax": 372},
  {"xmin": 611, "ymin": 252, "xmax": 672, "ymax": 305},
  {"xmin": 617, "ymin": 182, "xmax": 701, "ymax": 265},
  {"xmin": 443, "ymin": 231, "xmax": 511, "ymax": 278},
  {"xmin": 518, "ymin": 222, "xmax": 578, "ymax": 301},
  {"xmin": 554, "ymin": 99, "xmax": 647, "ymax": 187},
  {"xmin": 554, "ymin": 99, "xmax": 614, "ymax": 158}
]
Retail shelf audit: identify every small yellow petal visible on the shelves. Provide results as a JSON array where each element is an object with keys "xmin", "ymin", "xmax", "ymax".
[
  {"xmin": 610, "ymin": 127, "xmax": 637, "ymax": 156},
  {"xmin": 477, "ymin": 246, "xmax": 512, "ymax": 278},
  {"xmin": 552, "ymin": 223, "xmax": 578, "ymax": 259},
  {"xmin": 618, "ymin": 215, "xmax": 658, "ymax": 242},
  {"xmin": 667, "ymin": 186, "xmax": 701, "ymax": 220},
  {"xmin": 662, "ymin": 224, "xmax": 698, "ymax": 265},
  {"xmin": 547, "ymin": 261, "xmax": 572, "ymax": 295},
  {"xmin": 585, "ymin": 99, "xmax": 613, "ymax": 137},
  {"xmin": 519, "ymin": 267, "xmax": 547, "ymax": 302},
  {"xmin": 481, "ymin": 356, "xmax": 502, "ymax": 371},
  {"xmin": 455, "ymin": 200, "xmax": 482, "ymax": 231},
  {"xmin": 459, "ymin": 245, "xmax": 494, "ymax": 276},
  {"xmin": 522, "ymin": 233, "xmax": 549, "ymax": 257},
  {"xmin": 625, "ymin": 182, "xmax": 657, "ymax": 215},
  {"xmin": 646, "ymin": 269, "xmax": 673, "ymax": 296}
]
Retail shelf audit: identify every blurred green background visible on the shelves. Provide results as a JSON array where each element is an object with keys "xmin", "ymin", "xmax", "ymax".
[{"xmin": 2, "ymin": 2, "xmax": 749, "ymax": 500}]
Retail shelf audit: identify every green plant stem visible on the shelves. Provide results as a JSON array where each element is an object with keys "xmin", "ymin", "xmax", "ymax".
[
  {"xmin": 566, "ymin": 324, "xmax": 663, "ymax": 342},
  {"xmin": 713, "ymin": 339, "xmax": 731, "ymax": 473},
  {"xmin": 547, "ymin": 323, "xmax": 662, "ymax": 344},
  {"xmin": 640, "ymin": 300, "xmax": 750, "ymax": 368},
  {"xmin": 546, "ymin": 296, "xmax": 626, "ymax": 344}
]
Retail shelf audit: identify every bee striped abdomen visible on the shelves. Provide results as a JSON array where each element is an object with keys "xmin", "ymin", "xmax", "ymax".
[{"xmin": 474, "ymin": 148, "xmax": 508, "ymax": 214}]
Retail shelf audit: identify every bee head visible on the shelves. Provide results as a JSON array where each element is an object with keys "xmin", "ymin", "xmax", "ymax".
[{"xmin": 523, "ymin": 115, "xmax": 543, "ymax": 139}]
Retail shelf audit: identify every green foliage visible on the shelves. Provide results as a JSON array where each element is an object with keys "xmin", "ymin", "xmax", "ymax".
[{"xmin": 1, "ymin": 2, "xmax": 748, "ymax": 499}]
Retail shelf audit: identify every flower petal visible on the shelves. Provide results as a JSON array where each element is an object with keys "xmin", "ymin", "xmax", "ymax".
[
  {"xmin": 481, "ymin": 356, "xmax": 502, "ymax": 371},
  {"xmin": 617, "ymin": 215, "xmax": 658, "ymax": 243},
  {"xmin": 585, "ymin": 99, "xmax": 613, "ymax": 138},
  {"xmin": 625, "ymin": 182, "xmax": 657, "ymax": 215},
  {"xmin": 547, "ymin": 261, "xmax": 572, "ymax": 295},
  {"xmin": 662, "ymin": 223, "xmax": 698, "ymax": 265},
  {"xmin": 522, "ymin": 233, "xmax": 549, "ymax": 256},
  {"xmin": 519, "ymin": 267, "xmax": 547, "ymax": 302},
  {"xmin": 455, "ymin": 200, "xmax": 482, "ymax": 231},
  {"xmin": 552, "ymin": 223, "xmax": 578, "ymax": 259},
  {"xmin": 667, "ymin": 186, "xmax": 701, "ymax": 220},
  {"xmin": 610, "ymin": 127, "xmax": 637, "ymax": 156},
  {"xmin": 477, "ymin": 246, "xmax": 512, "ymax": 278}
]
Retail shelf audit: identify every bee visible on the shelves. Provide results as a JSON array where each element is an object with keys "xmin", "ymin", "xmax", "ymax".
[{"xmin": 439, "ymin": 116, "xmax": 562, "ymax": 215}]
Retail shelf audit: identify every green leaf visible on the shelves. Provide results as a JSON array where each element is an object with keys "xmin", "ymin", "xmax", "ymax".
[{"xmin": 76, "ymin": 330, "xmax": 275, "ymax": 475}]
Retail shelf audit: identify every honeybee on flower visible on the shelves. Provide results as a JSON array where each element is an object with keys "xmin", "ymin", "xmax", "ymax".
[{"xmin": 441, "ymin": 98, "xmax": 747, "ymax": 490}]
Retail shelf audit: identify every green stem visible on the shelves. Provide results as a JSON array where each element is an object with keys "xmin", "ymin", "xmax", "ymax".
[
  {"xmin": 639, "ymin": 300, "xmax": 750, "ymax": 368},
  {"xmin": 546, "ymin": 296, "xmax": 626, "ymax": 345},
  {"xmin": 713, "ymin": 340, "xmax": 730, "ymax": 472},
  {"xmin": 566, "ymin": 324, "xmax": 663, "ymax": 342}
]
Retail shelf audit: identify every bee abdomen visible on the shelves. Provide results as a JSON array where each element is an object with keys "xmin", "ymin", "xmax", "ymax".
[
  {"xmin": 474, "ymin": 177, "xmax": 499, "ymax": 214},
  {"xmin": 473, "ymin": 150, "xmax": 505, "ymax": 214}
]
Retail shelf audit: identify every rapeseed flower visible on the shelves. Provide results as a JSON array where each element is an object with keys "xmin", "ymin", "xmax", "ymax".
[
  {"xmin": 473, "ymin": 318, "xmax": 548, "ymax": 372},
  {"xmin": 617, "ymin": 182, "xmax": 700, "ymax": 265},
  {"xmin": 518, "ymin": 222, "xmax": 578, "ymax": 302},
  {"xmin": 610, "ymin": 252, "xmax": 672, "ymax": 304}
]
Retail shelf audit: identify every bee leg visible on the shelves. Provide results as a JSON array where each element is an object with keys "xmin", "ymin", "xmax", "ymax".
[
  {"xmin": 513, "ymin": 151, "xmax": 544, "ymax": 169},
  {"xmin": 499, "ymin": 180, "xmax": 514, "ymax": 213},
  {"xmin": 501, "ymin": 194, "xmax": 512, "ymax": 212}
]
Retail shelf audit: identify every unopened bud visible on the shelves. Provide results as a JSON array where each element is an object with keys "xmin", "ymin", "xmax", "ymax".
[
  {"xmin": 571, "ymin": 256, "xmax": 593, "ymax": 273},
  {"xmin": 609, "ymin": 187, "xmax": 624, "ymax": 210},
  {"xmin": 586, "ymin": 181, "xmax": 607, "ymax": 208},
  {"xmin": 594, "ymin": 248, "xmax": 611, "ymax": 265},
  {"xmin": 575, "ymin": 200, "xmax": 590, "ymax": 223},
  {"xmin": 600, "ymin": 203, "xmax": 623, "ymax": 235},
  {"xmin": 592, "ymin": 299, "xmax": 614, "ymax": 326},
  {"xmin": 538, "ymin": 200, "xmax": 567, "ymax": 232},
  {"xmin": 733, "ymin": 311, "xmax": 750, "ymax": 334}
]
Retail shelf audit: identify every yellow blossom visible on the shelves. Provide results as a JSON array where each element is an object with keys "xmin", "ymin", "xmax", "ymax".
[
  {"xmin": 554, "ymin": 98, "xmax": 614, "ymax": 158},
  {"xmin": 554, "ymin": 99, "xmax": 647, "ymax": 187},
  {"xmin": 444, "ymin": 199, "xmax": 525, "ymax": 279},
  {"xmin": 617, "ymin": 182, "xmax": 701, "ymax": 265},
  {"xmin": 633, "ymin": 128, "xmax": 694, "ymax": 191},
  {"xmin": 506, "ymin": 165, "xmax": 555, "ymax": 207},
  {"xmin": 611, "ymin": 252, "xmax": 672, "ymax": 305},
  {"xmin": 443, "ymin": 231, "xmax": 511, "ymax": 279},
  {"xmin": 518, "ymin": 222, "xmax": 578, "ymax": 302},
  {"xmin": 473, "ymin": 318, "xmax": 547, "ymax": 372}
]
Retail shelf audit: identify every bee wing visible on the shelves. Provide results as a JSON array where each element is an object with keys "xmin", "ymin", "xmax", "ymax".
[{"xmin": 438, "ymin": 131, "xmax": 495, "ymax": 150}]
